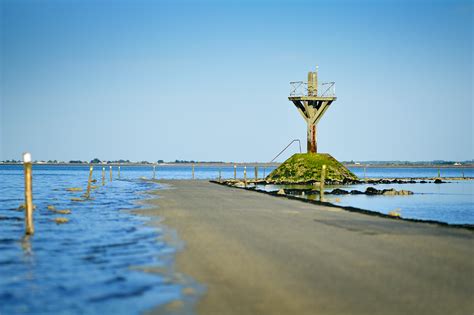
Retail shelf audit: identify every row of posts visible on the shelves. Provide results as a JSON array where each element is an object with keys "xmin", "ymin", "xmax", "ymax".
[
  {"xmin": 21, "ymin": 159, "xmax": 327, "ymax": 235},
  {"xmin": 189, "ymin": 164, "xmax": 265, "ymax": 181},
  {"xmin": 208, "ymin": 163, "xmax": 326, "ymax": 201},
  {"xmin": 100, "ymin": 165, "xmax": 120, "ymax": 186},
  {"xmin": 21, "ymin": 154, "xmax": 125, "ymax": 236}
]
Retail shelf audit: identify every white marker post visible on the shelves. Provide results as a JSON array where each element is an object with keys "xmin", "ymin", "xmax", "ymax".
[
  {"xmin": 244, "ymin": 166, "xmax": 247, "ymax": 187},
  {"xmin": 320, "ymin": 165, "xmax": 326, "ymax": 202},
  {"xmin": 23, "ymin": 152, "xmax": 34, "ymax": 235},
  {"xmin": 109, "ymin": 166, "xmax": 112, "ymax": 182},
  {"xmin": 86, "ymin": 165, "xmax": 93, "ymax": 199}
]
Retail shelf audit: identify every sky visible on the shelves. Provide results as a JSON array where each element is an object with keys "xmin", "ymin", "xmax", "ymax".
[{"xmin": 0, "ymin": 0, "xmax": 472, "ymax": 162}]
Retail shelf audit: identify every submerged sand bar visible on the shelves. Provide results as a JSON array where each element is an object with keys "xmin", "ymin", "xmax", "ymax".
[{"xmin": 141, "ymin": 180, "xmax": 473, "ymax": 315}]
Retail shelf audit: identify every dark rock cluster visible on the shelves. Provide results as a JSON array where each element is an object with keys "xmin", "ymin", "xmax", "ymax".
[{"xmin": 327, "ymin": 187, "xmax": 414, "ymax": 196}]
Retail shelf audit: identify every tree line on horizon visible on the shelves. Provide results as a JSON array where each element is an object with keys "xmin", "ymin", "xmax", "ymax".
[{"xmin": 1, "ymin": 158, "xmax": 473, "ymax": 165}]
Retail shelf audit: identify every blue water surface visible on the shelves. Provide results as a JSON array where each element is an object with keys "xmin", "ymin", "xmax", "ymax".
[
  {"xmin": 324, "ymin": 181, "xmax": 474, "ymax": 225},
  {"xmin": 259, "ymin": 166, "xmax": 474, "ymax": 225},
  {"xmin": 348, "ymin": 166, "xmax": 473, "ymax": 179},
  {"xmin": 0, "ymin": 165, "xmax": 202, "ymax": 315}
]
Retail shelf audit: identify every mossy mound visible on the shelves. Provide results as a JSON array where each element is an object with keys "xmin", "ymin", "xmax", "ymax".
[{"xmin": 266, "ymin": 153, "xmax": 358, "ymax": 184}]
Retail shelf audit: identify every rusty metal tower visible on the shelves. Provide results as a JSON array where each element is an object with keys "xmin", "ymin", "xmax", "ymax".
[{"xmin": 288, "ymin": 67, "xmax": 336, "ymax": 153}]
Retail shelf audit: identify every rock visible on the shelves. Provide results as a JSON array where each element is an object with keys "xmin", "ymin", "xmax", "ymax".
[
  {"xmin": 66, "ymin": 187, "xmax": 82, "ymax": 192},
  {"xmin": 277, "ymin": 189, "xmax": 285, "ymax": 195},
  {"xmin": 350, "ymin": 190, "xmax": 364, "ymax": 195},
  {"xmin": 388, "ymin": 210, "xmax": 401, "ymax": 217},
  {"xmin": 365, "ymin": 187, "xmax": 414, "ymax": 196},
  {"xmin": 55, "ymin": 209, "xmax": 72, "ymax": 215},
  {"xmin": 234, "ymin": 181, "xmax": 245, "ymax": 188},
  {"xmin": 49, "ymin": 207, "xmax": 71, "ymax": 214},
  {"xmin": 284, "ymin": 188, "xmax": 313, "ymax": 195},
  {"xmin": 434, "ymin": 179, "xmax": 444, "ymax": 184},
  {"xmin": 382, "ymin": 188, "xmax": 413, "ymax": 195},
  {"xmin": 365, "ymin": 187, "xmax": 381, "ymax": 195},
  {"xmin": 54, "ymin": 218, "xmax": 69, "ymax": 224},
  {"xmin": 381, "ymin": 189, "xmax": 397, "ymax": 195},
  {"xmin": 328, "ymin": 188, "xmax": 349, "ymax": 195},
  {"xmin": 420, "ymin": 180, "xmax": 427, "ymax": 184}
]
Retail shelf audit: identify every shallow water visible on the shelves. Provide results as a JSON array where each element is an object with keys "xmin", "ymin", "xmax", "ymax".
[
  {"xmin": 258, "ymin": 180, "xmax": 474, "ymax": 225},
  {"xmin": 119, "ymin": 164, "xmax": 277, "ymax": 180},
  {"xmin": 0, "ymin": 165, "xmax": 201, "ymax": 315},
  {"xmin": 348, "ymin": 166, "xmax": 473, "ymax": 179}
]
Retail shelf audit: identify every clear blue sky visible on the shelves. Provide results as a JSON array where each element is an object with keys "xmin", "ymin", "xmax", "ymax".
[{"xmin": 1, "ymin": 0, "xmax": 472, "ymax": 162}]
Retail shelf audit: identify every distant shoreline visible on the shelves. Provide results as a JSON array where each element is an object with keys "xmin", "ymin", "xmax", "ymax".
[
  {"xmin": 0, "ymin": 162, "xmax": 281, "ymax": 167},
  {"xmin": 345, "ymin": 164, "xmax": 474, "ymax": 169},
  {"xmin": 0, "ymin": 162, "xmax": 473, "ymax": 168}
]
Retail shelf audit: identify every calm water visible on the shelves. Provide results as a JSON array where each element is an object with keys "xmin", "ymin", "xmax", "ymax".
[
  {"xmin": 1, "ymin": 164, "xmax": 473, "ymax": 314},
  {"xmin": 348, "ymin": 166, "xmax": 473, "ymax": 179},
  {"xmin": 259, "ymin": 167, "xmax": 474, "ymax": 225},
  {"xmin": 349, "ymin": 167, "xmax": 473, "ymax": 224},
  {"xmin": 0, "ymin": 165, "xmax": 208, "ymax": 315}
]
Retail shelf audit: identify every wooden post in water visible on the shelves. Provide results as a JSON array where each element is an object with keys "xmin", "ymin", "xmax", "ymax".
[
  {"xmin": 263, "ymin": 167, "xmax": 266, "ymax": 178},
  {"xmin": 234, "ymin": 164, "xmax": 237, "ymax": 180},
  {"xmin": 102, "ymin": 167, "xmax": 105, "ymax": 186},
  {"xmin": 23, "ymin": 152, "xmax": 34, "ymax": 235},
  {"xmin": 364, "ymin": 166, "xmax": 367, "ymax": 181},
  {"xmin": 118, "ymin": 165, "xmax": 121, "ymax": 179},
  {"xmin": 86, "ymin": 165, "xmax": 93, "ymax": 199},
  {"xmin": 254, "ymin": 166, "xmax": 258, "ymax": 180},
  {"xmin": 244, "ymin": 166, "xmax": 247, "ymax": 187},
  {"xmin": 192, "ymin": 164, "xmax": 195, "ymax": 180},
  {"xmin": 438, "ymin": 168, "xmax": 440, "ymax": 178},
  {"xmin": 109, "ymin": 166, "xmax": 112, "ymax": 182},
  {"xmin": 153, "ymin": 165, "xmax": 156, "ymax": 180},
  {"xmin": 320, "ymin": 165, "xmax": 326, "ymax": 202},
  {"xmin": 218, "ymin": 169, "xmax": 222, "ymax": 182}
]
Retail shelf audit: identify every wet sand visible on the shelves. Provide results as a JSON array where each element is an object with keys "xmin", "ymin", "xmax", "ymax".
[{"xmin": 140, "ymin": 180, "xmax": 474, "ymax": 315}]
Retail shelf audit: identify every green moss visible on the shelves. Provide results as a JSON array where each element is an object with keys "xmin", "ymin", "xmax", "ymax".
[{"xmin": 266, "ymin": 153, "xmax": 358, "ymax": 183}]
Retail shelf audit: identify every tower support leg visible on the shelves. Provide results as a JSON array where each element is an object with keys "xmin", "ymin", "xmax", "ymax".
[{"xmin": 307, "ymin": 122, "xmax": 317, "ymax": 153}]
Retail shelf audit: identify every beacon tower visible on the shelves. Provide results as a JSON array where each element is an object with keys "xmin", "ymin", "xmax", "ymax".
[{"xmin": 288, "ymin": 67, "xmax": 336, "ymax": 153}]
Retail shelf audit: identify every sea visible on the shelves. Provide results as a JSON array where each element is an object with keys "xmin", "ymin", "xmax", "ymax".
[
  {"xmin": 260, "ymin": 167, "xmax": 474, "ymax": 226},
  {"xmin": 0, "ymin": 164, "xmax": 472, "ymax": 314}
]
